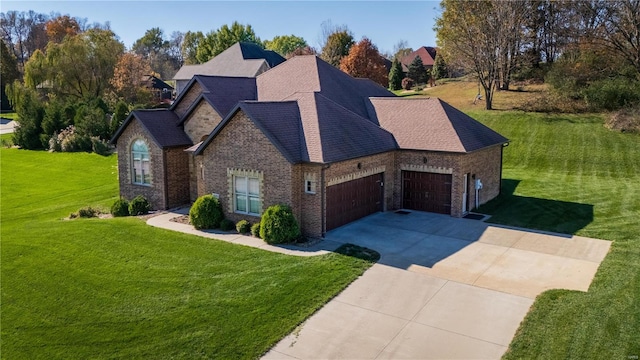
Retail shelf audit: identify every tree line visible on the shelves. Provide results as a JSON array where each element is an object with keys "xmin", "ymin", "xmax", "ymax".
[
  {"xmin": 435, "ymin": 0, "xmax": 640, "ymax": 110},
  {"xmin": 1, "ymin": 11, "xmax": 415, "ymax": 151}
]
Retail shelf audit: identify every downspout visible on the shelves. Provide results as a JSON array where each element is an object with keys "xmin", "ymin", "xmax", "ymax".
[{"xmin": 500, "ymin": 143, "xmax": 508, "ymax": 196}]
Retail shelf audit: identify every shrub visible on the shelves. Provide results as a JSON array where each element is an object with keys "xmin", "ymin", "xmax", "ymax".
[
  {"xmin": 78, "ymin": 206, "xmax": 99, "ymax": 218},
  {"xmin": 259, "ymin": 204, "xmax": 301, "ymax": 244},
  {"xmin": 129, "ymin": 195, "xmax": 151, "ymax": 216},
  {"xmin": 189, "ymin": 194, "xmax": 224, "ymax": 229},
  {"xmin": 236, "ymin": 220, "xmax": 251, "ymax": 233},
  {"xmin": 220, "ymin": 219, "xmax": 235, "ymax": 231},
  {"xmin": 251, "ymin": 223, "xmax": 261, "ymax": 238},
  {"xmin": 402, "ymin": 77, "xmax": 414, "ymax": 90},
  {"xmin": 583, "ymin": 78, "xmax": 640, "ymax": 111},
  {"xmin": 111, "ymin": 198, "xmax": 130, "ymax": 217},
  {"xmin": 606, "ymin": 106, "xmax": 640, "ymax": 133},
  {"xmin": 91, "ymin": 136, "xmax": 112, "ymax": 156}
]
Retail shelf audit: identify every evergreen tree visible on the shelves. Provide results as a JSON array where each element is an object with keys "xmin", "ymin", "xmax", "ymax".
[
  {"xmin": 432, "ymin": 53, "xmax": 448, "ymax": 80},
  {"xmin": 388, "ymin": 59, "xmax": 403, "ymax": 90},
  {"xmin": 407, "ymin": 56, "xmax": 427, "ymax": 84}
]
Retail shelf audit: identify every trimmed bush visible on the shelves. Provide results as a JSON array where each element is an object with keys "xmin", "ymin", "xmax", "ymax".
[
  {"xmin": 251, "ymin": 223, "xmax": 261, "ymax": 238},
  {"xmin": 236, "ymin": 220, "xmax": 251, "ymax": 233},
  {"xmin": 259, "ymin": 204, "xmax": 301, "ymax": 244},
  {"xmin": 129, "ymin": 195, "xmax": 151, "ymax": 216},
  {"xmin": 189, "ymin": 194, "xmax": 224, "ymax": 229},
  {"xmin": 220, "ymin": 219, "xmax": 235, "ymax": 231},
  {"xmin": 402, "ymin": 77, "xmax": 414, "ymax": 90},
  {"xmin": 111, "ymin": 198, "xmax": 130, "ymax": 217}
]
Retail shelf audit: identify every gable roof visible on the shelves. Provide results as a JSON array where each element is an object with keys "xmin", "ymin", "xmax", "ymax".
[
  {"xmin": 110, "ymin": 109, "xmax": 192, "ymax": 148},
  {"xmin": 173, "ymin": 42, "xmax": 285, "ymax": 81},
  {"xmin": 195, "ymin": 101, "xmax": 307, "ymax": 163},
  {"xmin": 370, "ymin": 97, "xmax": 508, "ymax": 153},
  {"xmin": 144, "ymin": 75, "xmax": 174, "ymax": 91},
  {"xmin": 257, "ymin": 55, "xmax": 396, "ymax": 120},
  {"xmin": 400, "ymin": 46, "xmax": 437, "ymax": 72},
  {"xmin": 176, "ymin": 76, "xmax": 257, "ymax": 121}
]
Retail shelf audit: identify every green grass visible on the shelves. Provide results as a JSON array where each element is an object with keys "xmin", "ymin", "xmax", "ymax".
[
  {"xmin": 464, "ymin": 110, "xmax": 640, "ymax": 358},
  {"xmin": 1, "ymin": 112, "xmax": 19, "ymax": 120},
  {"xmin": 0, "ymin": 150, "xmax": 374, "ymax": 359}
]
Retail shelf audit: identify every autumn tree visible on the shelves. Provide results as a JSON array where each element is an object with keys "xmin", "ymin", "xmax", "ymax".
[
  {"xmin": 436, "ymin": 0, "xmax": 529, "ymax": 109},
  {"xmin": 0, "ymin": 10, "xmax": 49, "ymax": 69},
  {"xmin": 24, "ymin": 28, "xmax": 124, "ymax": 99},
  {"xmin": 287, "ymin": 46, "xmax": 317, "ymax": 58},
  {"xmin": 321, "ymin": 29, "xmax": 354, "ymax": 67},
  {"xmin": 388, "ymin": 58, "xmax": 403, "ymax": 90},
  {"xmin": 392, "ymin": 40, "xmax": 412, "ymax": 60},
  {"xmin": 182, "ymin": 30, "xmax": 204, "ymax": 64},
  {"xmin": 264, "ymin": 35, "xmax": 307, "ymax": 57},
  {"xmin": 339, "ymin": 37, "xmax": 388, "ymax": 87},
  {"xmin": 45, "ymin": 15, "xmax": 80, "ymax": 43},
  {"xmin": 110, "ymin": 52, "xmax": 154, "ymax": 105},
  {"xmin": 196, "ymin": 22, "xmax": 262, "ymax": 63}
]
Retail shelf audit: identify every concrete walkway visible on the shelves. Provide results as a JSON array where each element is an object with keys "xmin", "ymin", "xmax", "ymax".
[
  {"xmin": 0, "ymin": 118, "xmax": 16, "ymax": 135},
  {"xmin": 147, "ymin": 209, "xmax": 611, "ymax": 359}
]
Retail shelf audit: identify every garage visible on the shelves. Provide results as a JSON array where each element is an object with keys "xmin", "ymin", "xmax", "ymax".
[
  {"xmin": 402, "ymin": 171, "xmax": 452, "ymax": 214},
  {"xmin": 326, "ymin": 173, "xmax": 384, "ymax": 231}
]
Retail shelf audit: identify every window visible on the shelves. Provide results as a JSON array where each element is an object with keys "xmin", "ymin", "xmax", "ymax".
[
  {"xmin": 305, "ymin": 179, "xmax": 316, "ymax": 194},
  {"xmin": 131, "ymin": 139, "xmax": 151, "ymax": 185},
  {"xmin": 234, "ymin": 176, "xmax": 260, "ymax": 215}
]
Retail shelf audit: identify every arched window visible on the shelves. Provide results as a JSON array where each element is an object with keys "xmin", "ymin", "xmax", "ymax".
[{"xmin": 131, "ymin": 139, "xmax": 151, "ymax": 185}]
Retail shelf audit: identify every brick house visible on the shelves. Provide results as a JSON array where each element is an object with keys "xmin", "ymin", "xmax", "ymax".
[{"xmin": 112, "ymin": 55, "xmax": 508, "ymax": 237}]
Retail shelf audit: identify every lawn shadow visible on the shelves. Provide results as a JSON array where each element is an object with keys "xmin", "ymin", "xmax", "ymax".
[{"xmin": 479, "ymin": 179, "xmax": 594, "ymax": 235}]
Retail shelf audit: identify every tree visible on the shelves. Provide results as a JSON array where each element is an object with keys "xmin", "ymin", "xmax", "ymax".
[
  {"xmin": 321, "ymin": 29, "xmax": 354, "ymax": 67},
  {"xmin": 195, "ymin": 22, "xmax": 262, "ymax": 63},
  {"xmin": 110, "ymin": 52, "xmax": 154, "ymax": 105},
  {"xmin": 586, "ymin": 0, "xmax": 640, "ymax": 77},
  {"xmin": 431, "ymin": 52, "xmax": 448, "ymax": 80},
  {"xmin": 110, "ymin": 100, "xmax": 129, "ymax": 135},
  {"xmin": 24, "ymin": 28, "xmax": 124, "ymax": 99},
  {"xmin": 10, "ymin": 83, "xmax": 45, "ymax": 149},
  {"xmin": 392, "ymin": 40, "xmax": 413, "ymax": 60},
  {"xmin": 264, "ymin": 34, "xmax": 307, "ymax": 57},
  {"xmin": 182, "ymin": 31, "xmax": 204, "ymax": 64},
  {"xmin": 407, "ymin": 56, "xmax": 428, "ymax": 84},
  {"xmin": 287, "ymin": 45, "xmax": 317, "ymax": 58},
  {"xmin": 45, "ymin": 15, "xmax": 80, "ymax": 43},
  {"xmin": 388, "ymin": 58, "xmax": 403, "ymax": 90},
  {"xmin": 436, "ymin": 0, "xmax": 529, "ymax": 109},
  {"xmin": 132, "ymin": 27, "xmax": 167, "ymax": 58},
  {"xmin": 1, "ymin": 38, "xmax": 19, "ymax": 110},
  {"xmin": 339, "ymin": 37, "xmax": 388, "ymax": 87}
]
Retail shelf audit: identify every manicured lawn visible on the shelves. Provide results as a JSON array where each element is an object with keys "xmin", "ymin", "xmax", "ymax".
[
  {"xmin": 1, "ymin": 112, "xmax": 19, "ymax": 120},
  {"xmin": 468, "ymin": 111, "xmax": 640, "ymax": 358},
  {"xmin": 0, "ymin": 150, "xmax": 374, "ymax": 359}
]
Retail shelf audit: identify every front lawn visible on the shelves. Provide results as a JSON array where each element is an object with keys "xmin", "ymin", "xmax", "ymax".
[
  {"xmin": 469, "ymin": 111, "xmax": 640, "ymax": 358},
  {"xmin": 0, "ymin": 150, "xmax": 373, "ymax": 359}
]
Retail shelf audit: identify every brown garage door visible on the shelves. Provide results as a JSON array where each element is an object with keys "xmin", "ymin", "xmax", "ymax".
[
  {"xmin": 326, "ymin": 173, "xmax": 383, "ymax": 231},
  {"xmin": 402, "ymin": 171, "xmax": 452, "ymax": 214}
]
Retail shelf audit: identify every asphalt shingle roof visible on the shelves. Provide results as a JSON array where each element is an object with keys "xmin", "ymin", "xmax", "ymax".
[
  {"xmin": 173, "ymin": 42, "xmax": 285, "ymax": 81},
  {"xmin": 370, "ymin": 97, "xmax": 508, "ymax": 153},
  {"xmin": 111, "ymin": 109, "xmax": 192, "ymax": 148}
]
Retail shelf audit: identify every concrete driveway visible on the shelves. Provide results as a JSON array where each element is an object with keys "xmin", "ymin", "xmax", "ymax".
[{"xmin": 263, "ymin": 211, "xmax": 610, "ymax": 359}]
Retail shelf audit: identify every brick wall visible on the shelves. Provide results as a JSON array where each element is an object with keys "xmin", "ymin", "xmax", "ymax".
[
  {"xmin": 200, "ymin": 112, "xmax": 294, "ymax": 228},
  {"xmin": 174, "ymin": 82, "xmax": 203, "ymax": 118},
  {"xmin": 116, "ymin": 119, "xmax": 166, "ymax": 210},
  {"xmin": 183, "ymin": 100, "xmax": 222, "ymax": 143},
  {"xmin": 395, "ymin": 145, "xmax": 503, "ymax": 217},
  {"xmin": 292, "ymin": 164, "xmax": 323, "ymax": 237},
  {"xmin": 165, "ymin": 147, "xmax": 190, "ymax": 208}
]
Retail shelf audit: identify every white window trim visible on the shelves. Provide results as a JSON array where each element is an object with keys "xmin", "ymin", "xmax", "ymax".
[
  {"xmin": 305, "ymin": 179, "xmax": 316, "ymax": 194},
  {"xmin": 227, "ymin": 169, "xmax": 264, "ymax": 216},
  {"xmin": 234, "ymin": 176, "xmax": 260, "ymax": 215},
  {"xmin": 131, "ymin": 139, "xmax": 151, "ymax": 186}
]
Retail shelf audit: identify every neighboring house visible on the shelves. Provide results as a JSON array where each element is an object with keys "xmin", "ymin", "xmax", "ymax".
[
  {"xmin": 142, "ymin": 75, "xmax": 174, "ymax": 104},
  {"xmin": 112, "ymin": 55, "xmax": 508, "ymax": 238},
  {"xmin": 400, "ymin": 46, "xmax": 437, "ymax": 72},
  {"xmin": 172, "ymin": 42, "xmax": 285, "ymax": 95}
]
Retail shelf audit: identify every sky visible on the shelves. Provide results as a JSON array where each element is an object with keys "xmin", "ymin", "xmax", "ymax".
[{"xmin": 2, "ymin": 1, "xmax": 441, "ymax": 54}]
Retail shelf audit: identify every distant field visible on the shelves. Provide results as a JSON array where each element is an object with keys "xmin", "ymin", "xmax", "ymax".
[{"xmin": 0, "ymin": 150, "xmax": 373, "ymax": 359}]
